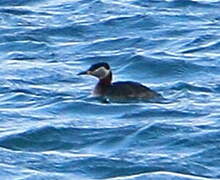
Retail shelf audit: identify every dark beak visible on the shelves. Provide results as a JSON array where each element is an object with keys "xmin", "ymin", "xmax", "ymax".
[{"xmin": 77, "ymin": 70, "xmax": 88, "ymax": 75}]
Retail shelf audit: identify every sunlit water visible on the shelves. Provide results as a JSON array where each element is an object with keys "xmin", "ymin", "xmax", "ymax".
[{"xmin": 0, "ymin": 0, "xmax": 220, "ymax": 179}]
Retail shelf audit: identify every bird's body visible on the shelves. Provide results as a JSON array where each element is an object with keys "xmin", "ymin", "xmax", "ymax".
[
  {"xmin": 94, "ymin": 81, "xmax": 159, "ymax": 99},
  {"xmin": 78, "ymin": 62, "xmax": 160, "ymax": 100}
]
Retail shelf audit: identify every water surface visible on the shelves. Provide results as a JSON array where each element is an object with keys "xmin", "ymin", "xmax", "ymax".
[{"xmin": 0, "ymin": 0, "xmax": 220, "ymax": 179}]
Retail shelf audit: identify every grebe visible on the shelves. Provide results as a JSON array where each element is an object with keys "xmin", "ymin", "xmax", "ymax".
[{"xmin": 78, "ymin": 62, "xmax": 160, "ymax": 99}]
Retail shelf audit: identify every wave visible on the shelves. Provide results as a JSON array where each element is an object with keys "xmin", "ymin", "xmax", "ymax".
[
  {"xmin": 0, "ymin": 125, "xmax": 137, "ymax": 151},
  {"xmin": 108, "ymin": 171, "xmax": 213, "ymax": 180}
]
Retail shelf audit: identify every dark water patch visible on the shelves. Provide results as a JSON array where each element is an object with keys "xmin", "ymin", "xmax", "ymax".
[
  {"xmin": 0, "ymin": 27, "xmax": 30, "ymax": 38},
  {"xmin": 120, "ymin": 123, "xmax": 201, "ymax": 148},
  {"xmin": 142, "ymin": 122, "xmax": 198, "ymax": 136},
  {"xmin": 188, "ymin": 146, "xmax": 220, "ymax": 168},
  {"xmin": 158, "ymin": 14, "xmax": 208, "ymax": 27},
  {"xmin": 75, "ymin": 52, "xmax": 132, "ymax": 67},
  {"xmin": 102, "ymin": 14, "xmax": 159, "ymax": 30},
  {"xmin": 3, "ymin": 81, "xmax": 77, "ymax": 96},
  {"xmin": 79, "ymin": 154, "xmax": 213, "ymax": 179},
  {"xmin": 80, "ymin": 36, "xmax": 146, "ymax": 52},
  {"xmin": 74, "ymin": 0, "xmax": 111, "ymax": 14},
  {"xmin": 0, "ymin": 7, "xmax": 42, "ymax": 16},
  {"xmin": 0, "ymin": 92, "xmax": 38, "ymax": 109},
  {"xmin": 30, "ymin": 24, "xmax": 91, "ymax": 39},
  {"xmin": 170, "ymin": 82, "xmax": 213, "ymax": 93},
  {"xmin": 166, "ymin": 129, "xmax": 220, "ymax": 160},
  {"xmin": 1, "ymin": 61, "xmax": 79, "ymax": 86},
  {"xmin": 0, "ymin": 0, "xmax": 47, "ymax": 6},
  {"xmin": 181, "ymin": 40, "xmax": 220, "ymax": 54},
  {"xmin": 119, "ymin": 54, "xmax": 219, "ymax": 82},
  {"xmin": 119, "ymin": 109, "xmax": 206, "ymax": 120},
  {"xmin": 212, "ymin": 84, "xmax": 220, "ymax": 93},
  {"xmin": 45, "ymin": 0, "xmax": 108, "ymax": 13},
  {"xmin": 0, "ymin": 110, "xmax": 53, "ymax": 124},
  {"xmin": 0, "ymin": 146, "xmax": 215, "ymax": 179},
  {"xmin": 85, "ymin": 15, "xmax": 161, "ymax": 38},
  {"xmin": 131, "ymin": 0, "xmax": 220, "ymax": 8},
  {"xmin": 0, "ymin": 148, "xmax": 89, "ymax": 178},
  {"xmin": 129, "ymin": 0, "xmax": 158, "ymax": 8},
  {"xmin": 0, "ymin": 125, "xmax": 138, "ymax": 152},
  {"xmin": 44, "ymin": 1, "xmax": 85, "ymax": 12},
  {"xmin": 156, "ymin": 28, "xmax": 193, "ymax": 40},
  {"xmin": 166, "ymin": 0, "xmax": 218, "ymax": 8},
  {"xmin": 46, "ymin": 99, "xmax": 143, "ymax": 117},
  {"xmin": 0, "ymin": 148, "xmax": 151, "ymax": 179},
  {"xmin": 181, "ymin": 34, "xmax": 219, "ymax": 49},
  {"xmin": 0, "ymin": 34, "xmax": 52, "ymax": 44},
  {"xmin": 0, "ymin": 41, "xmax": 48, "ymax": 54},
  {"xmin": 82, "ymin": 158, "xmax": 153, "ymax": 179},
  {"xmin": 6, "ymin": 52, "xmax": 41, "ymax": 61}
]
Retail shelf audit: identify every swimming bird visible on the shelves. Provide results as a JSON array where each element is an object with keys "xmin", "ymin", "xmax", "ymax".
[{"xmin": 78, "ymin": 62, "xmax": 160, "ymax": 100}]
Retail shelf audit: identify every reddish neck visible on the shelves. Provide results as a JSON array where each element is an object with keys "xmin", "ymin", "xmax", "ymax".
[{"xmin": 98, "ymin": 72, "xmax": 112, "ymax": 86}]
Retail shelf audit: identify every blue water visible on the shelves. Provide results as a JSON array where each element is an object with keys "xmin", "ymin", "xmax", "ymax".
[{"xmin": 0, "ymin": 0, "xmax": 220, "ymax": 179}]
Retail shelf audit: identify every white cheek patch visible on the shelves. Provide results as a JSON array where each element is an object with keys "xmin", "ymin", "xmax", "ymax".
[{"xmin": 93, "ymin": 67, "xmax": 110, "ymax": 79}]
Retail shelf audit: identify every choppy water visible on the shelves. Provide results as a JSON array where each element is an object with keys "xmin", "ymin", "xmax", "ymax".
[{"xmin": 1, "ymin": 0, "xmax": 220, "ymax": 179}]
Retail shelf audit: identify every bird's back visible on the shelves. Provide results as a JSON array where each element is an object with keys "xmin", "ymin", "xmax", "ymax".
[{"xmin": 105, "ymin": 81, "xmax": 160, "ymax": 99}]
